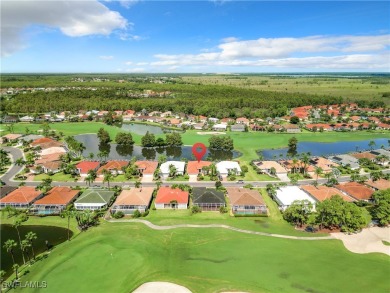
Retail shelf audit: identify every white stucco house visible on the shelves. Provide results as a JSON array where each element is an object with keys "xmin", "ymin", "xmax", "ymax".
[
  {"xmin": 274, "ymin": 186, "xmax": 316, "ymax": 211},
  {"xmin": 216, "ymin": 161, "xmax": 241, "ymax": 176},
  {"xmin": 159, "ymin": 161, "xmax": 186, "ymax": 179}
]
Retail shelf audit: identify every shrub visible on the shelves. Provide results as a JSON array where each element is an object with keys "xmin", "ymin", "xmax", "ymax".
[
  {"xmin": 133, "ymin": 210, "xmax": 141, "ymax": 218},
  {"xmin": 112, "ymin": 211, "xmax": 124, "ymax": 219},
  {"xmin": 184, "ymin": 174, "xmax": 189, "ymax": 179},
  {"xmin": 142, "ymin": 210, "xmax": 149, "ymax": 217},
  {"xmin": 197, "ymin": 174, "xmax": 204, "ymax": 181},
  {"xmin": 191, "ymin": 205, "xmax": 202, "ymax": 214},
  {"xmin": 219, "ymin": 206, "xmax": 228, "ymax": 214}
]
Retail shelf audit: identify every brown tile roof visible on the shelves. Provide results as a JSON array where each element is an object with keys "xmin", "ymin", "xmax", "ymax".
[
  {"xmin": 0, "ymin": 187, "xmax": 42, "ymax": 204},
  {"xmin": 97, "ymin": 160, "xmax": 128, "ymax": 174},
  {"xmin": 365, "ymin": 179, "xmax": 390, "ymax": 191},
  {"xmin": 227, "ymin": 188, "xmax": 265, "ymax": 206},
  {"xmin": 155, "ymin": 187, "xmax": 188, "ymax": 204},
  {"xmin": 41, "ymin": 161, "xmax": 62, "ymax": 170},
  {"xmin": 113, "ymin": 188, "xmax": 154, "ymax": 206},
  {"xmin": 135, "ymin": 161, "xmax": 158, "ymax": 175},
  {"xmin": 351, "ymin": 152, "xmax": 377, "ymax": 160},
  {"xmin": 309, "ymin": 157, "xmax": 339, "ymax": 172},
  {"xmin": 335, "ymin": 182, "xmax": 374, "ymax": 201},
  {"xmin": 35, "ymin": 153, "xmax": 63, "ymax": 164},
  {"xmin": 33, "ymin": 187, "xmax": 79, "ymax": 205},
  {"xmin": 301, "ymin": 185, "xmax": 354, "ymax": 202},
  {"xmin": 3, "ymin": 134, "xmax": 23, "ymax": 140},
  {"xmin": 255, "ymin": 161, "xmax": 286, "ymax": 173},
  {"xmin": 31, "ymin": 137, "xmax": 62, "ymax": 149},
  {"xmin": 186, "ymin": 161, "xmax": 212, "ymax": 175}
]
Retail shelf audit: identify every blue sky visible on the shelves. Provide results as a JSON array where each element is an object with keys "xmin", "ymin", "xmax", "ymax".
[{"xmin": 1, "ymin": 0, "xmax": 389, "ymax": 73}]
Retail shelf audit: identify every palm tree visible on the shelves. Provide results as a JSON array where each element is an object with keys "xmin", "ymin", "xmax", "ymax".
[
  {"xmin": 103, "ymin": 170, "xmax": 113, "ymax": 188},
  {"xmin": 314, "ymin": 167, "xmax": 323, "ymax": 181},
  {"xmin": 25, "ymin": 231, "xmax": 37, "ymax": 259},
  {"xmin": 291, "ymin": 157, "xmax": 299, "ymax": 174},
  {"xmin": 368, "ymin": 140, "xmax": 376, "ymax": 150},
  {"xmin": 3, "ymin": 239, "xmax": 17, "ymax": 265},
  {"xmin": 13, "ymin": 264, "xmax": 20, "ymax": 280},
  {"xmin": 21, "ymin": 239, "xmax": 31, "ymax": 264},
  {"xmin": 300, "ymin": 153, "xmax": 310, "ymax": 175},
  {"xmin": 84, "ymin": 175, "xmax": 93, "ymax": 186},
  {"xmin": 13, "ymin": 219, "xmax": 25, "ymax": 264},
  {"xmin": 61, "ymin": 207, "xmax": 74, "ymax": 241},
  {"xmin": 0, "ymin": 270, "xmax": 6, "ymax": 289},
  {"xmin": 88, "ymin": 152, "xmax": 95, "ymax": 160},
  {"xmin": 135, "ymin": 180, "xmax": 142, "ymax": 188},
  {"xmin": 169, "ymin": 164, "xmax": 177, "ymax": 178},
  {"xmin": 370, "ymin": 171, "xmax": 383, "ymax": 182}
]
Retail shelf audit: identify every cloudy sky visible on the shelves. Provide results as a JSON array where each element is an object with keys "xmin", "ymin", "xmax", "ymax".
[{"xmin": 1, "ymin": 0, "xmax": 389, "ymax": 73}]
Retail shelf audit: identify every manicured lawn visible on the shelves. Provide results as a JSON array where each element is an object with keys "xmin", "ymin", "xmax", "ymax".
[
  {"xmin": 33, "ymin": 172, "xmax": 77, "ymax": 182},
  {"xmin": 110, "ymin": 174, "xmax": 138, "ymax": 182},
  {"xmin": 4, "ymin": 218, "xmax": 389, "ymax": 293}
]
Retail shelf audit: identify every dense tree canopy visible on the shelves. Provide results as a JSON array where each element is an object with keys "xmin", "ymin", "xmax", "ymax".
[
  {"xmin": 209, "ymin": 136, "xmax": 234, "ymax": 150},
  {"xmin": 371, "ymin": 189, "xmax": 390, "ymax": 226},
  {"xmin": 115, "ymin": 132, "xmax": 134, "ymax": 145}
]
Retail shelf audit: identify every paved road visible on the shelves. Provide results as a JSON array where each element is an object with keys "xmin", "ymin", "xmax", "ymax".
[
  {"xmin": 2, "ymin": 146, "xmax": 389, "ymax": 188},
  {"xmin": 1, "ymin": 146, "xmax": 25, "ymax": 184}
]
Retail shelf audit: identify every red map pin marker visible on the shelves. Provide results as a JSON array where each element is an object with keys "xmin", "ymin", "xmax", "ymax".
[{"xmin": 192, "ymin": 142, "xmax": 207, "ymax": 162}]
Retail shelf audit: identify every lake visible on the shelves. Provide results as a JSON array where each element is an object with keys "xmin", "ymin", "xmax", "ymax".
[
  {"xmin": 260, "ymin": 138, "xmax": 389, "ymax": 159},
  {"xmin": 120, "ymin": 123, "xmax": 182, "ymax": 135},
  {"xmin": 75, "ymin": 134, "xmax": 239, "ymax": 161},
  {"xmin": 0, "ymin": 224, "xmax": 73, "ymax": 278}
]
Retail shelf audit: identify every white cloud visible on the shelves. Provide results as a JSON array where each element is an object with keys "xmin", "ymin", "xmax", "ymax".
[
  {"xmin": 99, "ymin": 55, "xmax": 114, "ymax": 60},
  {"xmin": 1, "ymin": 0, "xmax": 128, "ymax": 57},
  {"xmin": 124, "ymin": 61, "xmax": 133, "ymax": 65},
  {"xmin": 119, "ymin": 0, "xmax": 140, "ymax": 9},
  {"xmin": 221, "ymin": 37, "xmax": 239, "ymax": 43},
  {"xmin": 150, "ymin": 34, "xmax": 390, "ymax": 70},
  {"xmin": 136, "ymin": 62, "xmax": 149, "ymax": 66},
  {"xmin": 126, "ymin": 67, "xmax": 145, "ymax": 72}
]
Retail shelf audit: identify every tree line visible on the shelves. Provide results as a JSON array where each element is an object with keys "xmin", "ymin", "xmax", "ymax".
[{"xmin": 1, "ymin": 83, "xmax": 343, "ymax": 118}]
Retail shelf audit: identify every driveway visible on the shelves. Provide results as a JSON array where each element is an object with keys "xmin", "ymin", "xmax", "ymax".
[
  {"xmin": 276, "ymin": 173, "xmax": 290, "ymax": 182},
  {"xmin": 1, "ymin": 146, "xmax": 24, "ymax": 184}
]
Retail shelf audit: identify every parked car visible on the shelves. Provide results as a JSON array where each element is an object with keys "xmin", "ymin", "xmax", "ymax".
[{"xmin": 237, "ymin": 180, "xmax": 244, "ymax": 184}]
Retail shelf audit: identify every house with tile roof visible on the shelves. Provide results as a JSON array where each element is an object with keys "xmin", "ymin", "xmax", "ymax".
[
  {"xmin": 335, "ymin": 182, "xmax": 375, "ymax": 202},
  {"xmin": 155, "ymin": 187, "xmax": 189, "ymax": 209},
  {"xmin": 135, "ymin": 161, "xmax": 159, "ymax": 180},
  {"xmin": 300, "ymin": 185, "xmax": 354, "ymax": 202},
  {"xmin": 76, "ymin": 161, "xmax": 100, "ymax": 176},
  {"xmin": 186, "ymin": 161, "xmax": 212, "ymax": 176},
  {"xmin": 0, "ymin": 187, "xmax": 43, "ymax": 209},
  {"xmin": 111, "ymin": 187, "xmax": 154, "ymax": 214},
  {"xmin": 0, "ymin": 186, "xmax": 17, "ymax": 199},
  {"xmin": 309, "ymin": 157, "xmax": 339, "ymax": 173},
  {"xmin": 227, "ymin": 187, "xmax": 267, "ymax": 215},
  {"xmin": 192, "ymin": 187, "xmax": 225, "ymax": 211},
  {"xmin": 364, "ymin": 179, "xmax": 390, "ymax": 191},
  {"xmin": 97, "ymin": 160, "xmax": 128, "ymax": 176},
  {"xmin": 254, "ymin": 161, "xmax": 287, "ymax": 175},
  {"xmin": 31, "ymin": 187, "xmax": 80, "ymax": 215},
  {"xmin": 216, "ymin": 161, "xmax": 241, "ymax": 177},
  {"xmin": 74, "ymin": 189, "xmax": 115, "ymax": 210}
]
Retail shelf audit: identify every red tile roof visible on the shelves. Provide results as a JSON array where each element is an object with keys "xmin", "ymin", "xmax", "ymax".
[
  {"xmin": 33, "ymin": 187, "xmax": 79, "ymax": 205},
  {"xmin": 76, "ymin": 161, "xmax": 100, "ymax": 174},
  {"xmin": 135, "ymin": 161, "xmax": 159, "ymax": 175},
  {"xmin": 0, "ymin": 187, "xmax": 42, "ymax": 204},
  {"xmin": 335, "ymin": 182, "xmax": 374, "ymax": 201},
  {"xmin": 186, "ymin": 161, "xmax": 212, "ymax": 175},
  {"xmin": 301, "ymin": 185, "xmax": 354, "ymax": 202},
  {"xmin": 155, "ymin": 187, "xmax": 189, "ymax": 204}
]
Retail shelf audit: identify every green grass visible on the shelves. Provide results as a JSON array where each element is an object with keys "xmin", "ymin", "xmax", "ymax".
[
  {"xmin": 33, "ymin": 172, "xmax": 77, "ymax": 182},
  {"xmin": 166, "ymin": 175, "xmax": 189, "ymax": 181},
  {"xmin": 4, "ymin": 218, "xmax": 389, "ymax": 293},
  {"xmin": 382, "ymin": 240, "xmax": 390, "ymax": 246}
]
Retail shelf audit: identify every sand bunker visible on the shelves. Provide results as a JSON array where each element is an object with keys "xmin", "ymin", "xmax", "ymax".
[
  {"xmin": 133, "ymin": 282, "xmax": 192, "ymax": 293},
  {"xmin": 197, "ymin": 131, "xmax": 226, "ymax": 135},
  {"xmin": 331, "ymin": 227, "xmax": 390, "ymax": 255}
]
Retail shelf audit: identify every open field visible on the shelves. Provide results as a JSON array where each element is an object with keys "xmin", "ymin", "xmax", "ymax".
[
  {"xmin": 2, "ymin": 218, "xmax": 389, "ymax": 293},
  {"xmin": 182, "ymin": 75, "xmax": 390, "ymax": 101}
]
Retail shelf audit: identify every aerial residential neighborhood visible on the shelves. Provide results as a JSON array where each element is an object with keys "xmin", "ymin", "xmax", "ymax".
[{"xmin": 1, "ymin": 1, "xmax": 389, "ymax": 293}]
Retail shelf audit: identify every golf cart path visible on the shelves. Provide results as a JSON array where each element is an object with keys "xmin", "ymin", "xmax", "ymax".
[{"xmin": 107, "ymin": 219, "xmax": 333, "ymax": 240}]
